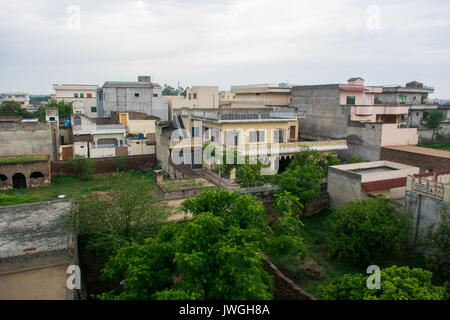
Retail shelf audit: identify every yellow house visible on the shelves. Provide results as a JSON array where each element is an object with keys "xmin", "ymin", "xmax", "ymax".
[
  {"xmin": 172, "ymin": 107, "xmax": 347, "ymax": 171},
  {"xmin": 113, "ymin": 111, "xmax": 159, "ymax": 156},
  {"xmin": 230, "ymin": 83, "xmax": 292, "ymax": 109}
]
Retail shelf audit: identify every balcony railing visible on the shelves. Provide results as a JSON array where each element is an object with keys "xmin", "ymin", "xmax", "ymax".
[{"xmin": 190, "ymin": 110, "xmax": 300, "ymax": 122}]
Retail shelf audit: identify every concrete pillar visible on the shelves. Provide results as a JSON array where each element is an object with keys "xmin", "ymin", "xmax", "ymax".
[
  {"xmin": 230, "ymin": 168, "xmax": 236, "ymax": 183},
  {"xmin": 155, "ymin": 169, "xmax": 163, "ymax": 184}
]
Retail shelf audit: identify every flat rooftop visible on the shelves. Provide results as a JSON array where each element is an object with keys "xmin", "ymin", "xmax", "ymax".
[
  {"xmin": 0, "ymin": 200, "xmax": 75, "ymax": 269},
  {"xmin": 383, "ymin": 145, "xmax": 450, "ymax": 158}
]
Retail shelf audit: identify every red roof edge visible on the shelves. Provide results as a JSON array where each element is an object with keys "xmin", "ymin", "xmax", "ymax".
[{"xmin": 361, "ymin": 177, "xmax": 407, "ymax": 192}]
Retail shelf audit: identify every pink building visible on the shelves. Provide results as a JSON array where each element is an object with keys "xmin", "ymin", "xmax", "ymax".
[{"xmin": 290, "ymin": 77, "xmax": 419, "ymax": 160}]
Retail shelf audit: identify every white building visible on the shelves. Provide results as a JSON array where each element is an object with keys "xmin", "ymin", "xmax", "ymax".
[
  {"xmin": 96, "ymin": 76, "xmax": 168, "ymax": 121},
  {"xmin": 0, "ymin": 92, "xmax": 30, "ymax": 107},
  {"xmin": 71, "ymin": 114, "xmax": 128, "ymax": 158},
  {"xmin": 53, "ymin": 84, "xmax": 99, "ymax": 118}
]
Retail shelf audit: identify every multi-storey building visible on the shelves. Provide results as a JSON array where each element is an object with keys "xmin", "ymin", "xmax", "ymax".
[
  {"xmin": 96, "ymin": 75, "xmax": 168, "ymax": 120},
  {"xmin": 0, "ymin": 92, "xmax": 30, "ymax": 107},
  {"xmin": 52, "ymin": 84, "xmax": 99, "ymax": 118},
  {"xmin": 290, "ymin": 77, "xmax": 419, "ymax": 161},
  {"xmin": 165, "ymin": 86, "xmax": 219, "ymax": 120},
  {"xmin": 167, "ymin": 107, "xmax": 347, "ymax": 172}
]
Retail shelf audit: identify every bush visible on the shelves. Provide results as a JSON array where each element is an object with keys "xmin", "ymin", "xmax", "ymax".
[
  {"xmin": 114, "ymin": 156, "xmax": 127, "ymax": 172},
  {"xmin": 326, "ymin": 197, "xmax": 411, "ymax": 267},
  {"xmin": 69, "ymin": 155, "xmax": 95, "ymax": 178},
  {"xmin": 319, "ymin": 265, "xmax": 447, "ymax": 300}
]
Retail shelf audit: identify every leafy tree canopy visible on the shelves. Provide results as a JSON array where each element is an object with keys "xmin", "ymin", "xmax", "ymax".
[
  {"xmin": 36, "ymin": 100, "xmax": 73, "ymax": 120},
  {"xmin": 319, "ymin": 265, "xmax": 447, "ymax": 300},
  {"xmin": 326, "ymin": 197, "xmax": 412, "ymax": 267},
  {"xmin": 0, "ymin": 101, "xmax": 34, "ymax": 117}
]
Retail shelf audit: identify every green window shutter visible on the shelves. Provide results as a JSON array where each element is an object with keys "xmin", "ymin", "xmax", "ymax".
[
  {"xmin": 400, "ymin": 96, "xmax": 406, "ymax": 104},
  {"xmin": 80, "ymin": 93, "xmax": 84, "ymax": 98},
  {"xmin": 346, "ymin": 96, "xmax": 355, "ymax": 105},
  {"xmin": 91, "ymin": 107, "xmax": 97, "ymax": 112},
  {"xmin": 74, "ymin": 93, "xmax": 78, "ymax": 98}
]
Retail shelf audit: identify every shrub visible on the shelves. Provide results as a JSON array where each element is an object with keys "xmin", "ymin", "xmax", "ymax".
[
  {"xmin": 319, "ymin": 265, "xmax": 447, "ymax": 300},
  {"xmin": 326, "ymin": 197, "xmax": 410, "ymax": 267},
  {"xmin": 114, "ymin": 155, "xmax": 127, "ymax": 172},
  {"xmin": 69, "ymin": 155, "xmax": 95, "ymax": 179}
]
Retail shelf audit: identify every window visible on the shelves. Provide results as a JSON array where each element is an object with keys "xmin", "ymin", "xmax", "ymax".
[
  {"xmin": 74, "ymin": 93, "xmax": 78, "ymax": 98},
  {"xmin": 73, "ymin": 116, "xmax": 81, "ymax": 126},
  {"xmin": 97, "ymin": 138, "xmax": 118, "ymax": 148},
  {"xmin": 91, "ymin": 107, "xmax": 97, "ymax": 113},
  {"xmin": 413, "ymin": 96, "xmax": 416, "ymax": 102},
  {"xmin": 249, "ymin": 131, "xmax": 265, "ymax": 143},
  {"xmin": 346, "ymin": 96, "xmax": 355, "ymax": 105},
  {"xmin": 273, "ymin": 129, "xmax": 285, "ymax": 143},
  {"xmin": 135, "ymin": 93, "xmax": 139, "ymax": 97},
  {"xmin": 49, "ymin": 117, "xmax": 55, "ymax": 121},
  {"xmin": 87, "ymin": 93, "xmax": 92, "ymax": 98},
  {"xmin": 189, "ymin": 93, "xmax": 191, "ymax": 100},
  {"xmin": 153, "ymin": 93, "xmax": 158, "ymax": 97},
  {"xmin": 421, "ymin": 96, "xmax": 427, "ymax": 104},
  {"xmin": 423, "ymin": 112, "xmax": 429, "ymax": 120},
  {"xmin": 80, "ymin": 93, "xmax": 84, "ymax": 98},
  {"xmin": 193, "ymin": 93, "xmax": 197, "ymax": 99},
  {"xmin": 399, "ymin": 96, "xmax": 406, "ymax": 104},
  {"xmin": 192, "ymin": 127, "xmax": 200, "ymax": 137}
]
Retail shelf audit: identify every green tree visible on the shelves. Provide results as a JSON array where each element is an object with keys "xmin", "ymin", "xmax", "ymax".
[
  {"xmin": 69, "ymin": 171, "xmax": 168, "ymax": 261},
  {"xmin": 100, "ymin": 188, "xmax": 275, "ymax": 300},
  {"xmin": 326, "ymin": 197, "xmax": 411, "ymax": 267},
  {"xmin": 424, "ymin": 110, "xmax": 445, "ymax": 142},
  {"xmin": 235, "ymin": 161, "xmax": 272, "ymax": 187},
  {"xmin": 418, "ymin": 207, "xmax": 450, "ymax": 282},
  {"xmin": 115, "ymin": 155, "xmax": 127, "ymax": 172},
  {"xmin": 162, "ymin": 84, "xmax": 185, "ymax": 96},
  {"xmin": 69, "ymin": 155, "xmax": 95, "ymax": 179},
  {"xmin": 319, "ymin": 265, "xmax": 447, "ymax": 300},
  {"xmin": 273, "ymin": 161, "xmax": 322, "ymax": 202},
  {"xmin": 36, "ymin": 100, "xmax": 73, "ymax": 120},
  {"xmin": 0, "ymin": 101, "xmax": 34, "ymax": 117}
]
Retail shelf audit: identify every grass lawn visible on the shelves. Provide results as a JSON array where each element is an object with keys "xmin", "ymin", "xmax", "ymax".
[
  {"xmin": 267, "ymin": 208, "xmax": 427, "ymax": 298},
  {"xmin": 0, "ymin": 174, "xmax": 112, "ymax": 206}
]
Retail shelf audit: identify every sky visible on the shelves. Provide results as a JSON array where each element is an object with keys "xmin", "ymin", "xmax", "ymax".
[{"xmin": 0, "ymin": 0, "xmax": 449, "ymax": 97}]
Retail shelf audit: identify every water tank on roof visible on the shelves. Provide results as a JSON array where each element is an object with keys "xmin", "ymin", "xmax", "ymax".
[
  {"xmin": 138, "ymin": 133, "xmax": 144, "ymax": 139},
  {"xmin": 64, "ymin": 120, "xmax": 70, "ymax": 127}
]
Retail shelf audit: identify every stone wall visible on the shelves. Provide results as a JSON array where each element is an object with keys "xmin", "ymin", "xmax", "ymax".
[
  {"xmin": 380, "ymin": 147, "xmax": 450, "ymax": 172},
  {"xmin": 0, "ymin": 160, "xmax": 51, "ymax": 190},
  {"xmin": 51, "ymin": 154, "xmax": 156, "ymax": 175}
]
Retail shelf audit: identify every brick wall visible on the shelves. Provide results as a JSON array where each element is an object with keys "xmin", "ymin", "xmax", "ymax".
[
  {"xmin": 51, "ymin": 154, "xmax": 157, "ymax": 175},
  {"xmin": 380, "ymin": 147, "xmax": 450, "ymax": 173}
]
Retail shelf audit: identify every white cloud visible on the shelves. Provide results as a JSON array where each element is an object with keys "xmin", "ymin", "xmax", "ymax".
[{"xmin": 0, "ymin": 0, "xmax": 449, "ymax": 96}]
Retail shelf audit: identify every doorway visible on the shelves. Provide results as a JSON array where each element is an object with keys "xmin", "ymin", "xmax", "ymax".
[{"xmin": 12, "ymin": 173, "xmax": 26, "ymax": 189}]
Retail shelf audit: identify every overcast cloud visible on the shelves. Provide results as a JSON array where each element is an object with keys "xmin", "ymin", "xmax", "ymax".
[{"xmin": 0, "ymin": 0, "xmax": 449, "ymax": 96}]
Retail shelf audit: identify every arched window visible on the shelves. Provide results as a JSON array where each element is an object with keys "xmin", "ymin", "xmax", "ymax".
[
  {"xmin": 30, "ymin": 172, "xmax": 44, "ymax": 179},
  {"xmin": 0, "ymin": 174, "xmax": 7, "ymax": 181},
  {"xmin": 73, "ymin": 116, "xmax": 81, "ymax": 126}
]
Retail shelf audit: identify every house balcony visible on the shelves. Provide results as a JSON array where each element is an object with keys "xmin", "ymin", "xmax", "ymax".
[
  {"xmin": 170, "ymin": 138, "xmax": 348, "ymax": 156},
  {"xmin": 187, "ymin": 109, "xmax": 304, "ymax": 123},
  {"xmin": 73, "ymin": 124, "xmax": 126, "ymax": 135},
  {"xmin": 353, "ymin": 105, "xmax": 410, "ymax": 116}
]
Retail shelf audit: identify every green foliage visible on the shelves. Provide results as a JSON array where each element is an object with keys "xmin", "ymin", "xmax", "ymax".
[
  {"xmin": 162, "ymin": 84, "xmax": 185, "ymax": 96},
  {"xmin": 0, "ymin": 101, "xmax": 34, "ymax": 117},
  {"xmin": 424, "ymin": 110, "xmax": 445, "ymax": 142},
  {"xmin": 115, "ymin": 156, "xmax": 127, "ymax": 172},
  {"xmin": 69, "ymin": 155, "xmax": 95, "ymax": 178},
  {"xmin": 273, "ymin": 162, "xmax": 322, "ymax": 202},
  {"xmin": 326, "ymin": 197, "xmax": 411, "ymax": 267},
  {"xmin": 319, "ymin": 265, "xmax": 447, "ymax": 300},
  {"xmin": 235, "ymin": 161, "xmax": 272, "ymax": 187},
  {"xmin": 69, "ymin": 171, "xmax": 168, "ymax": 262},
  {"xmin": 0, "ymin": 155, "xmax": 48, "ymax": 164},
  {"xmin": 100, "ymin": 188, "xmax": 275, "ymax": 300},
  {"xmin": 36, "ymin": 100, "xmax": 73, "ymax": 120},
  {"xmin": 273, "ymin": 190, "xmax": 303, "ymax": 217},
  {"xmin": 29, "ymin": 95, "xmax": 50, "ymax": 105},
  {"xmin": 418, "ymin": 207, "xmax": 450, "ymax": 282},
  {"xmin": 346, "ymin": 155, "xmax": 364, "ymax": 164}
]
